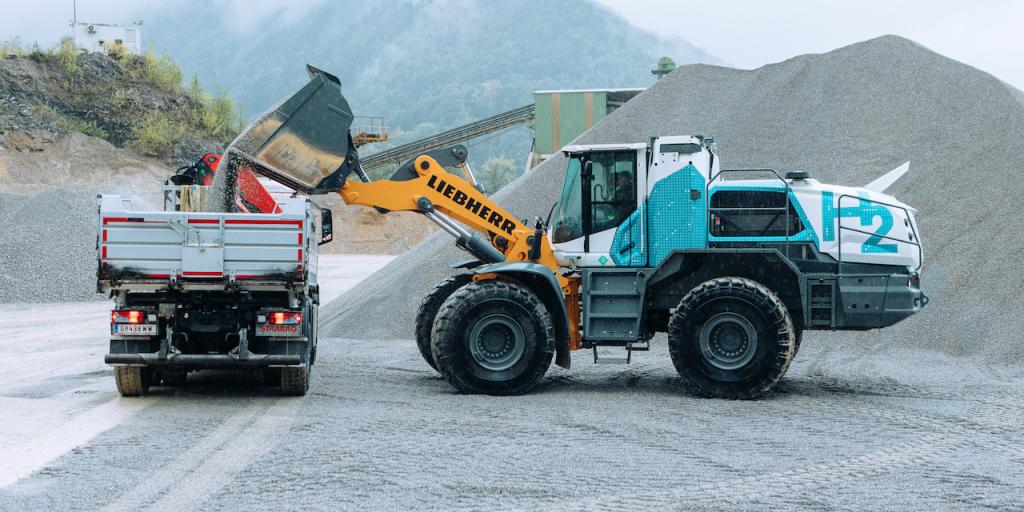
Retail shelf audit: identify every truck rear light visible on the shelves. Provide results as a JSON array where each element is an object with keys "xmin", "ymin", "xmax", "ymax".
[
  {"xmin": 112, "ymin": 310, "xmax": 146, "ymax": 324},
  {"xmin": 267, "ymin": 311, "xmax": 302, "ymax": 325}
]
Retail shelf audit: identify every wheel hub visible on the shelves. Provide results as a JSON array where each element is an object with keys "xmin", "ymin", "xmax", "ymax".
[
  {"xmin": 698, "ymin": 312, "xmax": 757, "ymax": 371},
  {"xmin": 468, "ymin": 314, "xmax": 526, "ymax": 372}
]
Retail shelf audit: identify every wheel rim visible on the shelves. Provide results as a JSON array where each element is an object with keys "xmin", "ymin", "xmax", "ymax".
[
  {"xmin": 468, "ymin": 313, "xmax": 526, "ymax": 372},
  {"xmin": 698, "ymin": 312, "xmax": 757, "ymax": 371}
]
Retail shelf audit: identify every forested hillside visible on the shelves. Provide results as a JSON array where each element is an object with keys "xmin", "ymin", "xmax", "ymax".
[{"xmin": 139, "ymin": 0, "xmax": 719, "ymax": 171}]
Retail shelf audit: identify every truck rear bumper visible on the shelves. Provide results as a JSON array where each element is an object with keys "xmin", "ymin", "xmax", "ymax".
[{"xmin": 105, "ymin": 353, "xmax": 302, "ymax": 367}]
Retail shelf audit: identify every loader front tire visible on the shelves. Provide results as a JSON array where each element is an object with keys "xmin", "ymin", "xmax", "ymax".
[
  {"xmin": 431, "ymin": 280, "xmax": 554, "ymax": 396},
  {"xmin": 415, "ymin": 274, "xmax": 473, "ymax": 372},
  {"xmin": 668, "ymin": 277, "xmax": 796, "ymax": 399},
  {"xmin": 114, "ymin": 366, "xmax": 153, "ymax": 397}
]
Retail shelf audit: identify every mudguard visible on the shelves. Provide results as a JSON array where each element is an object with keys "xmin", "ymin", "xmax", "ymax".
[{"xmin": 471, "ymin": 262, "xmax": 572, "ymax": 368}]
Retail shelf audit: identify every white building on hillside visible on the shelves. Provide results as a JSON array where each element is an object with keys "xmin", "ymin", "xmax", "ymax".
[{"xmin": 71, "ymin": 21, "xmax": 143, "ymax": 54}]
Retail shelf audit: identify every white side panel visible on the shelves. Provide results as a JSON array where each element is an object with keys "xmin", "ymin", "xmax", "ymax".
[{"xmin": 98, "ymin": 195, "xmax": 310, "ymax": 281}]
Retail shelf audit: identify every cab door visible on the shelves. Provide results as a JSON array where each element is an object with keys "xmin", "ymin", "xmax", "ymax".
[{"xmin": 550, "ymin": 150, "xmax": 646, "ymax": 267}]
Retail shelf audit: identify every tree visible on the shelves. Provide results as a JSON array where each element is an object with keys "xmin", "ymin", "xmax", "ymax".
[{"xmin": 478, "ymin": 156, "xmax": 517, "ymax": 194}]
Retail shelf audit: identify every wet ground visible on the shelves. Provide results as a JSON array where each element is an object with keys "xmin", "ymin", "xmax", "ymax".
[{"xmin": 1, "ymin": 257, "xmax": 1022, "ymax": 510}]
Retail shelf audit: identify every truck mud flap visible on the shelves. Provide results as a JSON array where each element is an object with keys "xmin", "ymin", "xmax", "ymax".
[{"xmin": 105, "ymin": 353, "xmax": 302, "ymax": 367}]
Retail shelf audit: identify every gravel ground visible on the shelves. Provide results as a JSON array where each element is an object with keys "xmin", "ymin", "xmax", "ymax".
[
  {"xmin": 321, "ymin": 35, "xmax": 1024, "ymax": 365},
  {"xmin": 1, "ymin": 327, "xmax": 1022, "ymax": 511},
  {"xmin": 0, "ymin": 188, "xmax": 104, "ymax": 303}
]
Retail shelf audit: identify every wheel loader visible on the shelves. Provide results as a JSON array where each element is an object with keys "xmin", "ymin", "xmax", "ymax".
[{"xmin": 226, "ymin": 65, "xmax": 927, "ymax": 398}]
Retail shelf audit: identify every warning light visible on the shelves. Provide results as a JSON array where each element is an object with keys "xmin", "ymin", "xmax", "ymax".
[
  {"xmin": 267, "ymin": 311, "xmax": 302, "ymax": 325},
  {"xmin": 111, "ymin": 310, "xmax": 146, "ymax": 324}
]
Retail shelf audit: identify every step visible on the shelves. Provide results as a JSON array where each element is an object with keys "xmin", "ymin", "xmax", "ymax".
[{"xmin": 592, "ymin": 346, "xmax": 632, "ymax": 364}]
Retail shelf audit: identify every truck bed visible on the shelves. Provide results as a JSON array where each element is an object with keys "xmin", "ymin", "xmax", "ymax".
[{"xmin": 97, "ymin": 194, "xmax": 316, "ymax": 290}]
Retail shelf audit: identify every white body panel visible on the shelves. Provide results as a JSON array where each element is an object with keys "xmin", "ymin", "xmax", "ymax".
[
  {"xmin": 97, "ymin": 194, "xmax": 318, "ymax": 290},
  {"xmin": 551, "ymin": 136, "xmax": 922, "ymax": 271}
]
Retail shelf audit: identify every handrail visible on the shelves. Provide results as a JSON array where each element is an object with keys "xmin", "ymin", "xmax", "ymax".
[
  {"xmin": 705, "ymin": 168, "xmax": 793, "ymax": 256},
  {"xmin": 836, "ymin": 193, "xmax": 922, "ymax": 273}
]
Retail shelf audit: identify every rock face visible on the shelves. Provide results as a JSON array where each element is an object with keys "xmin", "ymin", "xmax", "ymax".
[{"xmin": 322, "ymin": 35, "xmax": 1024, "ymax": 363}]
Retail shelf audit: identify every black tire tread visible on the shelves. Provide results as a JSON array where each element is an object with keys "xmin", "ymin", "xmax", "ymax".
[
  {"xmin": 668, "ymin": 277, "xmax": 796, "ymax": 399},
  {"xmin": 414, "ymin": 274, "xmax": 473, "ymax": 372},
  {"xmin": 114, "ymin": 366, "xmax": 150, "ymax": 396},
  {"xmin": 280, "ymin": 366, "xmax": 309, "ymax": 396},
  {"xmin": 431, "ymin": 279, "xmax": 554, "ymax": 396}
]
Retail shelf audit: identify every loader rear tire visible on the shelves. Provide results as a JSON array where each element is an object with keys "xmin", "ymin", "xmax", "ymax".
[
  {"xmin": 280, "ymin": 367, "xmax": 309, "ymax": 396},
  {"xmin": 114, "ymin": 366, "xmax": 153, "ymax": 397},
  {"xmin": 431, "ymin": 280, "xmax": 554, "ymax": 396},
  {"xmin": 415, "ymin": 274, "xmax": 473, "ymax": 372},
  {"xmin": 668, "ymin": 277, "xmax": 796, "ymax": 399}
]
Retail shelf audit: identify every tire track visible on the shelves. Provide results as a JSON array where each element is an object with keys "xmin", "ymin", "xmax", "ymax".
[
  {"xmin": 0, "ymin": 394, "xmax": 153, "ymax": 487},
  {"xmin": 524, "ymin": 434, "xmax": 956, "ymax": 511},
  {"xmin": 101, "ymin": 398, "xmax": 302, "ymax": 511}
]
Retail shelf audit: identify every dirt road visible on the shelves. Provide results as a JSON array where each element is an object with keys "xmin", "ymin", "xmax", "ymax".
[{"xmin": 1, "ymin": 256, "xmax": 1022, "ymax": 510}]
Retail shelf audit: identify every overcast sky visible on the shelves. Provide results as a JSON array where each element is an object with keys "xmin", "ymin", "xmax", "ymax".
[
  {"xmin": 596, "ymin": 0, "xmax": 1024, "ymax": 90},
  {"xmin": 2, "ymin": 0, "xmax": 1022, "ymax": 90}
]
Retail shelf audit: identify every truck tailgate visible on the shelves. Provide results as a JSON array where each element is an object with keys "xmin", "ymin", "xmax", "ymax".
[{"xmin": 98, "ymin": 194, "xmax": 308, "ymax": 283}]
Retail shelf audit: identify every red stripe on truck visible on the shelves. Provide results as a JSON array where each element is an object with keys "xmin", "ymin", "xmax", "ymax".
[
  {"xmin": 187, "ymin": 219, "xmax": 220, "ymax": 224},
  {"xmin": 298, "ymin": 249, "xmax": 303, "ymax": 261},
  {"xmin": 102, "ymin": 217, "xmax": 156, "ymax": 224},
  {"xmin": 102, "ymin": 246, "xmax": 107, "ymax": 258},
  {"xmin": 102, "ymin": 229, "xmax": 107, "ymax": 242},
  {"xmin": 144, "ymin": 273, "xmax": 171, "ymax": 279},
  {"xmin": 225, "ymin": 219, "xmax": 303, "ymax": 226},
  {"xmin": 181, "ymin": 271, "xmax": 222, "ymax": 277}
]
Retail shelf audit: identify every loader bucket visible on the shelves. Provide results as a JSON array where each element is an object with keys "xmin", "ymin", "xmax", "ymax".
[{"xmin": 228, "ymin": 65, "xmax": 362, "ymax": 194}]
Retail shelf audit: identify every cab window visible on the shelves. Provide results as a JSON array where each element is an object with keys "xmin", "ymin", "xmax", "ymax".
[
  {"xmin": 587, "ymin": 151, "xmax": 637, "ymax": 234},
  {"xmin": 551, "ymin": 157, "xmax": 583, "ymax": 243}
]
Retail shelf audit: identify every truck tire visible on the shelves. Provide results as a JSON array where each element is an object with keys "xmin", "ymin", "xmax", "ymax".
[
  {"xmin": 668, "ymin": 277, "xmax": 796, "ymax": 399},
  {"xmin": 262, "ymin": 368, "xmax": 281, "ymax": 386},
  {"xmin": 114, "ymin": 366, "xmax": 153, "ymax": 396},
  {"xmin": 280, "ymin": 367, "xmax": 309, "ymax": 396},
  {"xmin": 431, "ymin": 279, "xmax": 554, "ymax": 396},
  {"xmin": 415, "ymin": 274, "xmax": 473, "ymax": 372}
]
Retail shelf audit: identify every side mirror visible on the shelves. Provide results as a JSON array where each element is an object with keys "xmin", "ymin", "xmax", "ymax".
[{"xmin": 319, "ymin": 208, "xmax": 334, "ymax": 245}]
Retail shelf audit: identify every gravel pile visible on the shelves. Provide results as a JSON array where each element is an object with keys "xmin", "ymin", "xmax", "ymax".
[
  {"xmin": 0, "ymin": 188, "xmax": 104, "ymax": 303},
  {"xmin": 322, "ymin": 35, "xmax": 1024, "ymax": 363}
]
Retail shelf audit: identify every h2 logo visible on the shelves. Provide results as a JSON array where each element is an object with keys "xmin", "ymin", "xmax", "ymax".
[{"xmin": 821, "ymin": 191, "xmax": 897, "ymax": 254}]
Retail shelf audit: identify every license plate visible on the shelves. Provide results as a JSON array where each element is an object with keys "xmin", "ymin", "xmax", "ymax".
[{"xmin": 113, "ymin": 324, "xmax": 157, "ymax": 336}]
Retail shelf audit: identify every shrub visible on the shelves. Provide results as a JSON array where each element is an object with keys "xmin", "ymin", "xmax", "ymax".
[
  {"xmin": 32, "ymin": 104, "xmax": 108, "ymax": 138},
  {"xmin": 1, "ymin": 36, "xmax": 25, "ymax": 57},
  {"xmin": 54, "ymin": 37, "xmax": 78, "ymax": 75},
  {"xmin": 187, "ymin": 75, "xmax": 241, "ymax": 140},
  {"xmin": 132, "ymin": 112, "xmax": 187, "ymax": 157},
  {"xmin": 142, "ymin": 51, "xmax": 183, "ymax": 92}
]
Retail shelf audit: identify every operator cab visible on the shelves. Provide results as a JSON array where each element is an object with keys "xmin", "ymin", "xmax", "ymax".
[
  {"xmin": 550, "ymin": 137, "xmax": 718, "ymax": 268},
  {"xmin": 551, "ymin": 143, "xmax": 647, "ymax": 267}
]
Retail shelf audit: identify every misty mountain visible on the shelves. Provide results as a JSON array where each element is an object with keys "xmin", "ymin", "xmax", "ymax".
[{"xmin": 140, "ymin": 0, "xmax": 719, "ymax": 166}]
